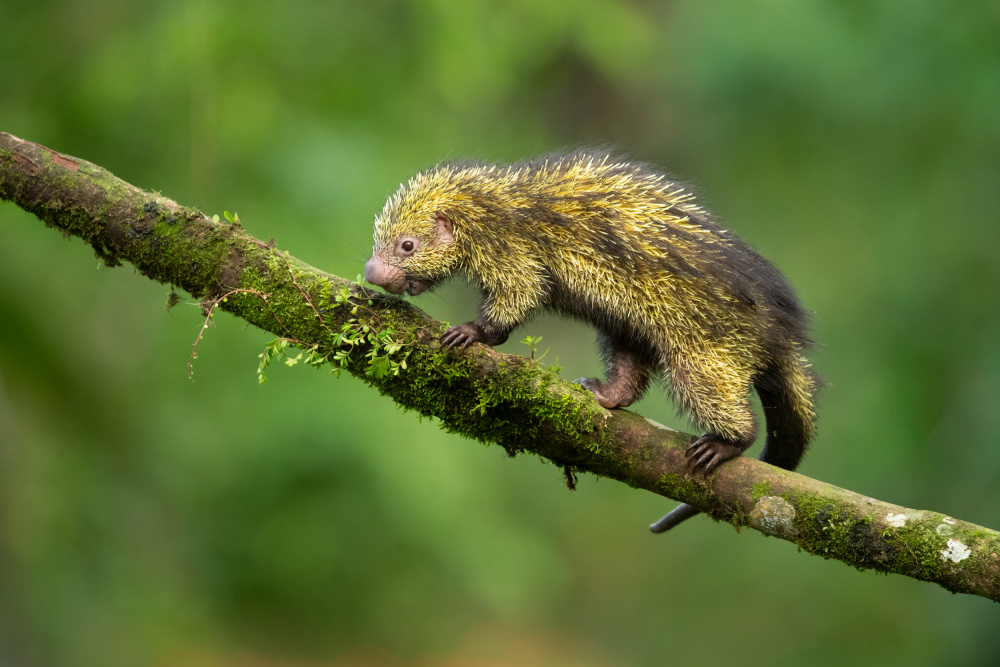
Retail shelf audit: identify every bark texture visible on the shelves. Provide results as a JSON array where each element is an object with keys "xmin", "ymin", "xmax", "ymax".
[{"xmin": 2, "ymin": 131, "xmax": 998, "ymax": 601}]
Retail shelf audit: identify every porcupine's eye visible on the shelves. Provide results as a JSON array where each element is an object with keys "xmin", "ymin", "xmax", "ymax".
[{"xmin": 397, "ymin": 237, "xmax": 418, "ymax": 258}]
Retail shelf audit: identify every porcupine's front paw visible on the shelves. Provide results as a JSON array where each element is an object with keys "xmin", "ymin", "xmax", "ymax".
[
  {"xmin": 440, "ymin": 324, "xmax": 481, "ymax": 349},
  {"xmin": 685, "ymin": 433, "xmax": 746, "ymax": 474}
]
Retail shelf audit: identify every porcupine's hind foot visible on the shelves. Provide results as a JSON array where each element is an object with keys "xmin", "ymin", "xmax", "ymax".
[
  {"xmin": 649, "ymin": 432, "xmax": 751, "ymax": 534},
  {"xmin": 576, "ymin": 334, "xmax": 654, "ymax": 409},
  {"xmin": 685, "ymin": 433, "xmax": 749, "ymax": 474},
  {"xmin": 577, "ymin": 377, "xmax": 646, "ymax": 408}
]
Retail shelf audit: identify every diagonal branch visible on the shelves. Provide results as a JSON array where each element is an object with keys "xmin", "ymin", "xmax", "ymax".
[{"xmin": 2, "ymin": 131, "xmax": 997, "ymax": 601}]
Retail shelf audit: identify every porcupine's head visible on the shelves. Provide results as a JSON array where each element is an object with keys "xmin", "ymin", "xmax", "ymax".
[{"xmin": 364, "ymin": 168, "xmax": 465, "ymax": 296}]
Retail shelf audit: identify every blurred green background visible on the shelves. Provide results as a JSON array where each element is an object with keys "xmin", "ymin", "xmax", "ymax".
[{"xmin": 2, "ymin": 1, "xmax": 999, "ymax": 665}]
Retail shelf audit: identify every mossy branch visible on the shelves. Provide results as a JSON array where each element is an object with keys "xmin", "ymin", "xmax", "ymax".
[{"xmin": 2, "ymin": 131, "xmax": 997, "ymax": 601}]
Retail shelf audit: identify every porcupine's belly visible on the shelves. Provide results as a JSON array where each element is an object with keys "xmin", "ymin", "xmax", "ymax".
[
  {"xmin": 548, "ymin": 266, "xmax": 682, "ymax": 340},
  {"xmin": 548, "ymin": 262, "xmax": 757, "ymax": 371}
]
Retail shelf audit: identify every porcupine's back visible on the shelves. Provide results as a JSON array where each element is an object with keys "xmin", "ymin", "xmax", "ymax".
[{"xmin": 397, "ymin": 150, "xmax": 813, "ymax": 363}]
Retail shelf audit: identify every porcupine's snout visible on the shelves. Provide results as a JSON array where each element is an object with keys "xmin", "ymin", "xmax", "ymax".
[{"xmin": 363, "ymin": 253, "xmax": 405, "ymax": 294}]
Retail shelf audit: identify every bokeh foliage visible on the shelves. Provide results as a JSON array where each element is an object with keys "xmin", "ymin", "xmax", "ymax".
[{"xmin": 1, "ymin": 1, "xmax": 999, "ymax": 665}]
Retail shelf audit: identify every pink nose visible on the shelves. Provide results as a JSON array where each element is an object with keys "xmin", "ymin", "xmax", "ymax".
[
  {"xmin": 364, "ymin": 254, "xmax": 395, "ymax": 289},
  {"xmin": 363, "ymin": 256, "xmax": 380, "ymax": 285}
]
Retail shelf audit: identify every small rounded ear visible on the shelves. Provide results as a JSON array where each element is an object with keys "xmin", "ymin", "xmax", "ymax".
[{"xmin": 434, "ymin": 211, "xmax": 454, "ymax": 243}]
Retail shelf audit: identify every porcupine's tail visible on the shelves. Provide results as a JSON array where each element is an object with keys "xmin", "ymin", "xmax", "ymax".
[
  {"xmin": 754, "ymin": 355, "xmax": 818, "ymax": 470},
  {"xmin": 649, "ymin": 355, "xmax": 818, "ymax": 533}
]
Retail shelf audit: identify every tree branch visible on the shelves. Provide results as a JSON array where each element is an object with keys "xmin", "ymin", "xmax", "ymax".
[{"xmin": 2, "ymin": 131, "xmax": 997, "ymax": 601}]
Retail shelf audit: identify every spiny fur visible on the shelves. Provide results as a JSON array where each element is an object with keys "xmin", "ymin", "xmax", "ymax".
[{"xmin": 371, "ymin": 150, "xmax": 818, "ymax": 517}]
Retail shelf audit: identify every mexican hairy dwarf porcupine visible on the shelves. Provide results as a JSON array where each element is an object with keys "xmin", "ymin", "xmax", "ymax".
[{"xmin": 363, "ymin": 150, "xmax": 818, "ymax": 532}]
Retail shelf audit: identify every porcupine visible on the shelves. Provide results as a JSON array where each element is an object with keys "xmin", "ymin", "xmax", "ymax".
[{"xmin": 363, "ymin": 150, "xmax": 818, "ymax": 532}]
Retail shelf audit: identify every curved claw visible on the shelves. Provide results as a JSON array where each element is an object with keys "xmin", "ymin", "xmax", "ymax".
[
  {"xmin": 440, "ymin": 331, "xmax": 461, "ymax": 349},
  {"xmin": 440, "ymin": 325, "xmax": 479, "ymax": 350},
  {"xmin": 697, "ymin": 450, "xmax": 723, "ymax": 472},
  {"xmin": 684, "ymin": 434, "xmax": 743, "ymax": 474}
]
